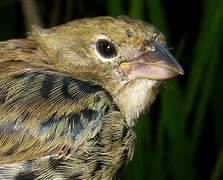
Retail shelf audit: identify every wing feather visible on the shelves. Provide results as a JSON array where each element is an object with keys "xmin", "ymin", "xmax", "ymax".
[{"xmin": 0, "ymin": 60, "xmax": 114, "ymax": 164}]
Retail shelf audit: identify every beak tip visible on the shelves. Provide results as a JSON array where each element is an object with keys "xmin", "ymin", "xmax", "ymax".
[
  {"xmin": 150, "ymin": 40, "xmax": 185, "ymax": 77},
  {"xmin": 178, "ymin": 67, "xmax": 185, "ymax": 76}
]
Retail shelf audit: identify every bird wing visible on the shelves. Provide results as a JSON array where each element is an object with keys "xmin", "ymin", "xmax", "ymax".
[{"xmin": 0, "ymin": 58, "xmax": 114, "ymax": 164}]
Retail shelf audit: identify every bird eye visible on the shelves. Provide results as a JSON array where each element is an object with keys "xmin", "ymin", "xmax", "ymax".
[{"xmin": 96, "ymin": 40, "xmax": 117, "ymax": 59}]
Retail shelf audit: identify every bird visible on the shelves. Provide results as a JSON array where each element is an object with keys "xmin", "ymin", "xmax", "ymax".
[{"xmin": 0, "ymin": 16, "xmax": 184, "ymax": 180}]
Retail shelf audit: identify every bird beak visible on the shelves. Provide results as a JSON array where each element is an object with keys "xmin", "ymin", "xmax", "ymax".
[{"xmin": 120, "ymin": 40, "xmax": 184, "ymax": 80}]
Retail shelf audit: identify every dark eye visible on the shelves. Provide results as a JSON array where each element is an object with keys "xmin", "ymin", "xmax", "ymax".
[{"xmin": 96, "ymin": 40, "xmax": 117, "ymax": 59}]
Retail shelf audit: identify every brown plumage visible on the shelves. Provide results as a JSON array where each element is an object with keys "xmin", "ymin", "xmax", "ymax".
[{"xmin": 0, "ymin": 16, "xmax": 183, "ymax": 179}]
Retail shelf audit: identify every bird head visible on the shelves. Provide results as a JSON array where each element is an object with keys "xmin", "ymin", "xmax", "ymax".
[{"xmin": 31, "ymin": 16, "xmax": 184, "ymax": 127}]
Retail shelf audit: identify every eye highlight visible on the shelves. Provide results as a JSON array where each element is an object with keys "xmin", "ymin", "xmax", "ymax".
[{"xmin": 96, "ymin": 40, "xmax": 117, "ymax": 59}]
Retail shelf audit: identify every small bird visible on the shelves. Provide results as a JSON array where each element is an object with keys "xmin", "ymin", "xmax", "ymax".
[{"xmin": 0, "ymin": 16, "xmax": 183, "ymax": 179}]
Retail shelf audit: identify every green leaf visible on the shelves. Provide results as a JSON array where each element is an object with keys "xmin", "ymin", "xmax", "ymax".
[
  {"xmin": 107, "ymin": 0, "xmax": 124, "ymax": 16},
  {"xmin": 129, "ymin": 0, "xmax": 143, "ymax": 19}
]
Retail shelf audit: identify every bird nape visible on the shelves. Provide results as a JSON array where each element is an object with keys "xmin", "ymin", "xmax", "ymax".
[{"xmin": 0, "ymin": 16, "xmax": 183, "ymax": 180}]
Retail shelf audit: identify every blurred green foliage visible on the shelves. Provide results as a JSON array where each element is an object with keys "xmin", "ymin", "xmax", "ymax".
[{"xmin": 0, "ymin": 0, "xmax": 222, "ymax": 179}]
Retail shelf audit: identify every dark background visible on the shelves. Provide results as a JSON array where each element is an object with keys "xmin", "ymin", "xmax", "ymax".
[{"xmin": 0, "ymin": 0, "xmax": 222, "ymax": 179}]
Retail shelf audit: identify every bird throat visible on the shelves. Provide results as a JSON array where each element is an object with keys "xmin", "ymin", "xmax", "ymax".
[{"xmin": 113, "ymin": 79, "xmax": 161, "ymax": 127}]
